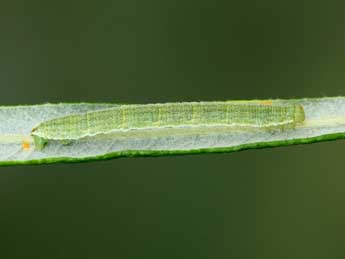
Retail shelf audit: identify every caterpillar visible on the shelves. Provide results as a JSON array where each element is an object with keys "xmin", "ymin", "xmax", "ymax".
[{"xmin": 30, "ymin": 101, "xmax": 305, "ymax": 150}]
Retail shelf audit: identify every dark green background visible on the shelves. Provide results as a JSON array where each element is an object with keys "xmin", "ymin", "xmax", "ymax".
[{"xmin": 1, "ymin": 1, "xmax": 345, "ymax": 258}]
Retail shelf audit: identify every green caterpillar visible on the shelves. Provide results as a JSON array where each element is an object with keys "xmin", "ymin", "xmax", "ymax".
[{"xmin": 31, "ymin": 101, "xmax": 305, "ymax": 150}]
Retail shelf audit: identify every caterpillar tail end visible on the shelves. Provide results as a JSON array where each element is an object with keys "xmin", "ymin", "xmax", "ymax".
[{"xmin": 32, "ymin": 134, "xmax": 47, "ymax": 151}]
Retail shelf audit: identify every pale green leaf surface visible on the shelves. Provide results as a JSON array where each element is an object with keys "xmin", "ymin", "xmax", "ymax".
[{"xmin": 0, "ymin": 97, "xmax": 345, "ymax": 166}]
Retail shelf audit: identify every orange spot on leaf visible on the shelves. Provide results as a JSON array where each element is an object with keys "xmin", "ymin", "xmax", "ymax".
[{"xmin": 22, "ymin": 141, "xmax": 30, "ymax": 151}]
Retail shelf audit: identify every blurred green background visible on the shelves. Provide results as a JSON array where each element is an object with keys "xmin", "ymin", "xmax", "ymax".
[{"xmin": 1, "ymin": 1, "xmax": 345, "ymax": 258}]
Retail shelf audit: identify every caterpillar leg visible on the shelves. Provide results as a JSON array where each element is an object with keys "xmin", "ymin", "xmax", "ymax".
[{"xmin": 61, "ymin": 139, "xmax": 73, "ymax": 146}]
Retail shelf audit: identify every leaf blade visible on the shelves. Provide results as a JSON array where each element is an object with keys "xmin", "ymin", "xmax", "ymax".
[{"xmin": 1, "ymin": 97, "xmax": 345, "ymax": 166}]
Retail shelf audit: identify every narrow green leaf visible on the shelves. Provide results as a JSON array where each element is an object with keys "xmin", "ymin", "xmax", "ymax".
[{"xmin": 1, "ymin": 97, "xmax": 344, "ymax": 166}]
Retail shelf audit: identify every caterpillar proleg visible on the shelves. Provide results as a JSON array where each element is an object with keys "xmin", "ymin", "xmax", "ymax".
[{"xmin": 31, "ymin": 101, "xmax": 305, "ymax": 150}]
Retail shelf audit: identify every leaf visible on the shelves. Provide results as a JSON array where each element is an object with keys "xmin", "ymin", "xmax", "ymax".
[{"xmin": 1, "ymin": 97, "xmax": 345, "ymax": 166}]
